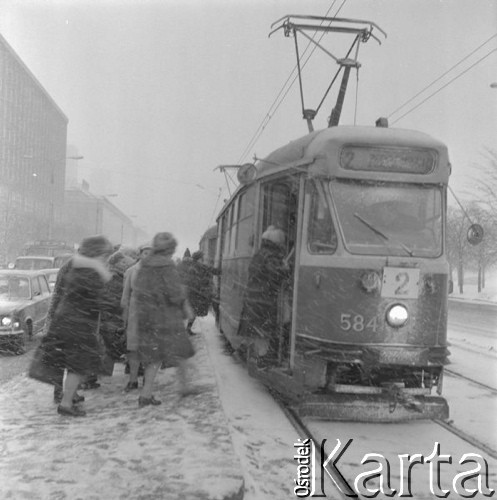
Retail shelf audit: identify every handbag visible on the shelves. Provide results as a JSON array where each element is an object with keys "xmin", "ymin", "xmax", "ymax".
[{"xmin": 28, "ymin": 344, "xmax": 63, "ymax": 385}]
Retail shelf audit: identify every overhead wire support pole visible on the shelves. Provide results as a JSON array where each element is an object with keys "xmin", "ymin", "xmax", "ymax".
[
  {"xmin": 293, "ymin": 27, "xmax": 308, "ymax": 129},
  {"xmin": 315, "ymin": 35, "xmax": 359, "ymax": 115}
]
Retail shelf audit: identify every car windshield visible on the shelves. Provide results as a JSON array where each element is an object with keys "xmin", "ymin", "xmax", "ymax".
[
  {"xmin": 330, "ymin": 180, "xmax": 443, "ymax": 257},
  {"xmin": 15, "ymin": 258, "xmax": 53, "ymax": 270},
  {"xmin": 0, "ymin": 277, "xmax": 31, "ymax": 300}
]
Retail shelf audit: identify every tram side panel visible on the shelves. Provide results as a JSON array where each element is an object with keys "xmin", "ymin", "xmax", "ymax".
[{"xmin": 217, "ymin": 186, "xmax": 257, "ymax": 347}]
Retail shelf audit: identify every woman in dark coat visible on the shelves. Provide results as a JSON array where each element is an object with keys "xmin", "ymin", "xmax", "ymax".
[
  {"xmin": 184, "ymin": 251, "xmax": 217, "ymax": 334},
  {"xmin": 42, "ymin": 257, "xmax": 83, "ymax": 404},
  {"xmin": 238, "ymin": 226, "xmax": 289, "ymax": 363},
  {"xmin": 134, "ymin": 232, "xmax": 195, "ymax": 407},
  {"xmin": 43, "ymin": 235, "xmax": 114, "ymax": 417}
]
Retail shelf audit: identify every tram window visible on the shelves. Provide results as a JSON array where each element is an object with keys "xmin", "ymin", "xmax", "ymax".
[
  {"xmin": 234, "ymin": 194, "xmax": 244, "ymax": 250},
  {"xmin": 222, "ymin": 213, "xmax": 230, "ymax": 255},
  {"xmin": 308, "ymin": 183, "xmax": 337, "ymax": 254},
  {"xmin": 262, "ymin": 183, "xmax": 291, "ymax": 233},
  {"xmin": 237, "ymin": 193, "xmax": 245, "ymax": 220},
  {"xmin": 230, "ymin": 201, "xmax": 239, "ymax": 253},
  {"xmin": 330, "ymin": 180, "xmax": 442, "ymax": 257}
]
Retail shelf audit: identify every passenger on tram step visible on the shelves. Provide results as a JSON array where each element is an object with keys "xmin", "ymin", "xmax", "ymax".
[{"xmin": 237, "ymin": 225, "xmax": 290, "ymax": 366}]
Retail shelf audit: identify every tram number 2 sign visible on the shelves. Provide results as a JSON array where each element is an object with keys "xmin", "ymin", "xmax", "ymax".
[{"xmin": 381, "ymin": 267, "xmax": 420, "ymax": 299}]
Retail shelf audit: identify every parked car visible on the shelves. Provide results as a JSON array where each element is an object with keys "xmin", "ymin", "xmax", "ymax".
[
  {"xmin": 13, "ymin": 253, "xmax": 72, "ymax": 270},
  {"xmin": 0, "ymin": 270, "xmax": 52, "ymax": 354}
]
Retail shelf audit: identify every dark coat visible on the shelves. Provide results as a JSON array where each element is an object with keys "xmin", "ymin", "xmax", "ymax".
[
  {"xmin": 42, "ymin": 254, "xmax": 112, "ymax": 375},
  {"xmin": 134, "ymin": 251, "xmax": 194, "ymax": 365},
  {"xmin": 185, "ymin": 260, "xmax": 215, "ymax": 317},
  {"xmin": 238, "ymin": 239, "xmax": 288, "ymax": 341},
  {"xmin": 43, "ymin": 258, "xmax": 74, "ymax": 335}
]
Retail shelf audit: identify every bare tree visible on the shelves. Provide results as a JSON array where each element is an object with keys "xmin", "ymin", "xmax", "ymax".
[
  {"xmin": 446, "ymin": 206, "xmax": 470, "ymax": 293},
  {"xmin": 473, "ymin": 148, "xmax": 497, "ymax": 216}
]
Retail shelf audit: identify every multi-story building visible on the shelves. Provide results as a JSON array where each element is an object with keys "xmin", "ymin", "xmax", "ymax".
[
  {"xmin": 0, "ymin": 32, "xmax": 68, "ymax": 261},
  {"xmin": 61, "ymin": 181, "xmax": 148, "ymax": 248}
]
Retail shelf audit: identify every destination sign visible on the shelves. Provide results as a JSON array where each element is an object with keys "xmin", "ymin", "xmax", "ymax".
[{"xmin": 340, "ymin": 146, "xmax": 437, "ymax": 174}]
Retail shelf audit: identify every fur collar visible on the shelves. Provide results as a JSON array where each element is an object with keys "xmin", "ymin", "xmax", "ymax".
[
  {"xmin": 72, "ymin": 254, "xmax": 112, "ymax": 283},
  {"xmin": 141, "ymin": 253, "xmax": 174, "ymax": 268}
]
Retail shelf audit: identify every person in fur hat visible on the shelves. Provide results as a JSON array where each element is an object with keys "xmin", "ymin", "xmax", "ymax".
[
  {"xmin": 41, "ymin": 235, "xmax": 114, "ymax": 417},
  {"xmin": 133, "ymin": 232, "xmax": 196, "ymax": 407}
]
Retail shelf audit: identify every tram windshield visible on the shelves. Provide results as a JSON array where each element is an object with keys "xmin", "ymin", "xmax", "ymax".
[{"xmin": 330, "ymin": 180, "xmax": 443, "ymax": 257}]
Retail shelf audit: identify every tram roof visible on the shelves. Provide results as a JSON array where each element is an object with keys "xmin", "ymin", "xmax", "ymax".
[
  {"xmin": 217, "ymin": 125, "xmax": 449, "ymax": 220},
  {"xmin": 256, "ymin": 125, "xmax": 449, "ymax": 179}
]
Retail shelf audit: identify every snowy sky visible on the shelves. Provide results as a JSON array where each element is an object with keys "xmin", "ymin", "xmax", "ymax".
[{"xmin": 0, "ymin": 0, "xmax": 496, "ymax": 256}]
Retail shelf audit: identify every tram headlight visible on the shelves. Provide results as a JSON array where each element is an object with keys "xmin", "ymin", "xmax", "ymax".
[{"xmin": 386, "ymin": 304, "xmax": 409, "ymax": 328}]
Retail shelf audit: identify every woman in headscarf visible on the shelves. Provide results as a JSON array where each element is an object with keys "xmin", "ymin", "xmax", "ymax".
[
  {"xmin": 43, "ymin": 235, "xmax": 114, "ymax": 417},
  {"xmin": 134, "ymin": 232, "xmax": 195, "ymax": 407}
]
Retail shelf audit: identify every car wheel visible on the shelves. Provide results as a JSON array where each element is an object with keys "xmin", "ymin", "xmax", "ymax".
[{"xmin": 26, "ymin": 320, "xmax": 33, "ymax": 339}]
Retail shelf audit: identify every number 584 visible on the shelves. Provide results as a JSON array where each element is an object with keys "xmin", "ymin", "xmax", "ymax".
[{"xmin": 340, "ymin": 313, "xmax": 377, "ymax": 332}]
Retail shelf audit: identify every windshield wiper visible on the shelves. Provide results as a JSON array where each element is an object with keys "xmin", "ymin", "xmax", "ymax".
[{"xmin": 353, "ymin": 213, "xmax": 413, "ymax": 256}]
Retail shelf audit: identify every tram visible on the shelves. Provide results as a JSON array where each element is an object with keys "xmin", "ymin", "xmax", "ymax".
[
  {"xmin": 208, "ymin": 123, "xmax": 485, "ymax": 422},
  {"xmin": 206, "ymin": 14, "xmax": 482, "ymax": 421}
]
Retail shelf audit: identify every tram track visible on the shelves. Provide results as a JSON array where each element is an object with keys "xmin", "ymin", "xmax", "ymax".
[
  {"xmin": 274, "ymin": 385, "xmax": 497, "ymax": 496},
  {"xmin": 272, "ymin": 391, "xmax": 354, "ymax": 499},
  {"xmin": 432, "ymin": 418, "xmax": 497, "ymax": 460},
  {"xmin": 444, "ymin": 367, "xmax": 497, "ymax": 394}
]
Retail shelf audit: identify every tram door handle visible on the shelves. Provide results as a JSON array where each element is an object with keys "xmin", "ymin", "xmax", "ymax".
[{"xmin": 314, "ymin": 272, "xmax": 323, "ymax": 288}]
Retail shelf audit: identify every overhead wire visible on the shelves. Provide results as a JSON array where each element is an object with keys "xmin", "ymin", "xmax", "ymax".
[
  {"xmin": 388, "ymin": 32, "xmax": 497, "ymax": 123},
  {"xmin": 391, "ymin": 47, "xmax": 497, "ymax": 124}
]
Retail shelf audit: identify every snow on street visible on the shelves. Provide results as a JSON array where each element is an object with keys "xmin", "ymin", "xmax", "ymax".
[
  {"xmin": 0, "ymin": 331, "xmax": 244, "ymax": 500},
  {"xmin": 201, "ymin": 316, "xmax": 299, "ymax": 499}
]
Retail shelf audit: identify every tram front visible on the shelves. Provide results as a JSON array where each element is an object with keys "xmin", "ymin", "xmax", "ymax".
[{"xmin": 291, "ymin": 126, "xmax": 451, "ymax": 421}]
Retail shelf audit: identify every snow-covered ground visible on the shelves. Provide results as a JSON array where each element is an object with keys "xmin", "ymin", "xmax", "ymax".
[
  {"xmin": 0, "ymin": 331, "xmax": 245, "ymax": 500},
  {"xmin": 450, "ymin": 271, "xmax": 497, "ymax": 303}
]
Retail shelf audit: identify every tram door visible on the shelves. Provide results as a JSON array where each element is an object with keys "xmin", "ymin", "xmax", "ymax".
[{"xmin": 260, "ymin": 175, "xmax": 302, "ymax": 363}]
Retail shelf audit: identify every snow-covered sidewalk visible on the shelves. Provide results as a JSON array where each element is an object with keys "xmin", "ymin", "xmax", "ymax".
[{"xmin": 0, "ymin": 333, "xmax": 244, "ymax": 500}]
